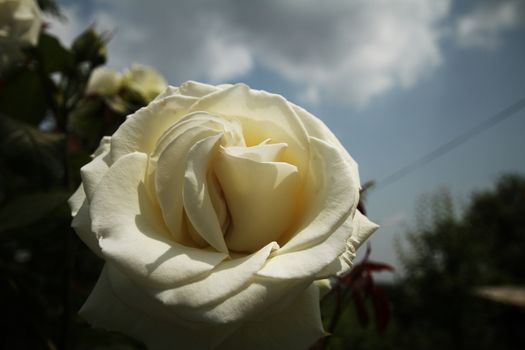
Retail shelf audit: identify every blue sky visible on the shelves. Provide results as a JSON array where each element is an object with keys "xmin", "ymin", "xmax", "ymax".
[{"xmin": 51, "ymin": 0, "xmax": 525, "ymax": 279}]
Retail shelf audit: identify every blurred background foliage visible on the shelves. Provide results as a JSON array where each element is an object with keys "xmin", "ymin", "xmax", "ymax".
[
  {"xmin": 1, "ymin": 1, "xmax": 524, "ymax": 349},
  {"xmin": 323, "ymin": 174, "xmax": 525, "ymax": 350}
]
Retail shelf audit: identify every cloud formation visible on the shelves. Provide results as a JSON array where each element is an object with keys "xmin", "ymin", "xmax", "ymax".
[
  {"xmin": 455, "ymin": 0, "xmax": 525, "ymax": 50},
  {"xmin": 49, "ymin": 0, "xmax": 453, "ymax": 107}
]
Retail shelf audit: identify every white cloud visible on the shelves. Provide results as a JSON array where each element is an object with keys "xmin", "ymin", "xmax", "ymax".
[
  {"xmin": 224, "ymin": 0, "xmax": 450, "ymax": 107},
  {"xmin": 47, "ymin": 0, "xmax": 452, "ymax": 107},
  {"xmin": 456, "ymin": 0, "xmax": 525, "ymax": 50}
]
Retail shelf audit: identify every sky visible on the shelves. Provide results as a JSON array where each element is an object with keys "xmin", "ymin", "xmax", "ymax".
[{"xmin": 50, "ymin": 0, "xmax": 525, "ymax": 280}]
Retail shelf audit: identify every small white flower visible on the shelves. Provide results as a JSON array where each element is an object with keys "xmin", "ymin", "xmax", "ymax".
[
  {"xmin": 85, "ymin": 67, "xmax": 123, "ymax": 97},
  {"xmin": 121, "ymin": 64, "xmax": 167, "ymax": 101},
  {"xmin": 0, "ymin": 0, "xmax": 42, "ymax": 47}
]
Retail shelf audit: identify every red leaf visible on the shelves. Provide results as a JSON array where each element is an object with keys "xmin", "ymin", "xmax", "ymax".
[{"xmin": 361, "ymin": 261, "xmax": 395, "ymax": 273}]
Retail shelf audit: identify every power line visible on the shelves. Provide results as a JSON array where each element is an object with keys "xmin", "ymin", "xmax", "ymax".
[{"xmin": 376, "ymin": 96, "xmax": 525, "ymax": 189}]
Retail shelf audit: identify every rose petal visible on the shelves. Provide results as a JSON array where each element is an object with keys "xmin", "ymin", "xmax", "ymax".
[
  {"xmin": 217, "ymin": 284, "xmax": 325, "ymax": 350},
  {"xmin": 179, "ymin": 276, "xmax": 310, "ymax": 324},
  {"xmin": 292, "ymin": 105, "xmax": 344, "ymax": 153},
  {"xmin": 80, "ymin": 137, "xmax": 111, "ymax": 203},
  {"xmin": 110, "ymin": 94, "xmax": 197, "ymax": 163},
  {"xmin": 315, "ymin": 210, "xmax": 379, "ymax": 277},
  {"xmin": 106, "ymin": 260, "xmax": 311, "ymax": 326},
  {"xmin": 90, "ymin": 152, "xmax": 227, "ymax": 288},
  {"xmin": 153, "ymin": 112, "xmax": 234, "ymax": 158},
  {"xmin": 156, "ymin": 242, "xmax": 278, "ymax": 309},
  {"xmin": 349, "ymin": 209, "xmax": 380, "ymax": 250},
  {"xmin": 179, "ymin": 80, "xmax": 221, "ymax": 98},
  {"xmin": 81, "ymin": 265, "xmax": 239, "ymax": 350},
  {"xmin": 183, "ymin": 134, "xmax": 229, "ymax": 253},
  {"xmin": 152, "ymin": 85, "xmax": 179, "ymax": 101},
  {"xmin": 215, "ymin": 146, "xmax": 301, "ymax": 253},
  {"xmin": 224, "ymin": 142, "xmax": 287, "ymax": 162},
  {"xmin": 189, "ymin": 83, "xmax": 310, "ymax": 175},
  {"xmin": 68, "ymin": 184, "xmax": 85, "ymax": 216},
  {"xmin": 277, "ymin": 136, "xmax": 359, "ymax": 253},
  {"xmin": 292, "ymin": 103, "xmax": 361, "ymax": 183},
  {"xmin": 314, "ymin": 278, "xmax": 333, "ymax": 298},
  {"xmin": 71, "ymin": 199, "xmax": 102, "ymax": 257},
  {"xmin": 256, "ymin": 213, "xmax": 353, "ymax": 279},
  {"xmin": 85, "ymin": 67, "xmax": 122, "ymax": 96},
  {"xmin": 155, "ymin": 125, "xmax": 222, "ymax": 244}
]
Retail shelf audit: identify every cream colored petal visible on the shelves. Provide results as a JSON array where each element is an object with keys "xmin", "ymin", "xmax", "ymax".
[
  {"xmin": 292, "ymin": 103, "xmax": 361, "ymax": 187},
  {"xmin": 155, "ymin": 126, "xmax": 221, "ymax": 244},
  {"xmin": 81, "ymin": 265, "xmax": 238, "ymax": 350},
  {"xmin": 224, "ymin": 142, "xmax": 287, "ymax": 162},
  {"xmin": 152, "ymin": 112, "xmax": 233, "ymax": 157},
  {"xmin": 156, "ymin": 242, "xmax": 278, "ymax": 309},
  {"xmin": 315, "ymin": 250, "xmax": 355, "ymax": 278},
  {"xmin": 68, "ymin": 184, "xmax": 85, "ymax": 216},
  {"xmin": 188, "ymin": 83, "xmax": 310, "ymax": 175},
  {"xmin": 106, "ymin": 260, "xmax": 309, "ymax": 327},
  {"xmin": 110, "ymin": 94, "xmax": 197, "ymax": 162},
  {"xmin": 292, "ymin": 104, "xmax": 345, "ymax": 151},
  {"xmin": 179, "ymin": 80, "xmax": 221, "ymax": 98},
  {"xmin": 217, "ymin": 284, "xmax": 325, "ymax": 350},
  {"xmin": 183, "ymin": 134, "xmax": 228, "ymax": 253},
  {"xmin": 349, "ymin": 209, "xmax": 379, "ymax": 250},
  {"xmin": 90, "ymin": 152, "xmax": 227, "ymax": 288},
  {"xmin": 11, "ymin": 0, "xmax": 42, "ymax": 46},
  {"xmin": 122, "ymin": 64, "xmax": 167, "ymax": 101},
  {"xmin": 256, "ymin": 213, "xmax": 353, "ymax": 279},
  {"xmin": 278, "ymin": 137, "xmax": 359, "ymax": 253},
  {"xmin": 215, "ymin": 147, "xmax": 301, "ymax": 253},
  {"xmin": 316, "ymin": 210, "xmax": 378, "ymax": 277},
  {"xmin": 92, "ymin": 136, "xmax": 111, "ymax": 157},
  {"xmin": 152, "ymin": 85, "xmax": 179, "ymax": 101},
  {"xmin": 314, "ymin": 278, "xmax": 333, "ymax": 299},
  {"xmin": 85, "ymin": 67, "xmax": 122, "ymax": 96},
  {"xmin": 71, "ymin": 199, "xmax": 102, "ymax": 257},
  {"xmin": 179, "ymin": 276, "xmax": 310, "ymax": 324},
  {"xmin": 80, "ymin": 138, "xmax": 111, "ymax": 203}
]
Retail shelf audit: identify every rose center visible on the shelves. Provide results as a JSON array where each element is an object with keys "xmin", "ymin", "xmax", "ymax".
[{"xmin": 152, "ymin": 112, "xmax": 303, "ymax": 254}]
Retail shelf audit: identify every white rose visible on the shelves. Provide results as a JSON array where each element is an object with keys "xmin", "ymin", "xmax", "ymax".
[
  {"xmin": 85, "ymin": 67, "xmax": 123, "ymax": 97},
  {"xmin": 122, "ymin": 64, "xmax": 167, "ymax": 101},
  {"xmin": 0, "ymin": 0, "xmax": 42, "ymax": 47},
  {"xmin": 85, "ymin": 64, "xmax": 167, "ymax": 103},
  {"xmin": 69, "ymin": 81, "xmax": 378, "ymax": 350}
]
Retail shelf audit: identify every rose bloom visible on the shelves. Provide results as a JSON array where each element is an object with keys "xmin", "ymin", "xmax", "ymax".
[
  {"xmin": 0, "ymin": 0, "xmax": 41, "ymax": 69},
  {"xmin": 86, "ymin": 64, "xmax": 167, "ymax": 102},
  {"xmin": 69, "ymin": 81, "xmax": 378, "ymax": 349},
  {"xmin": 0, "ymin": 0, "xmax": 42, "ymax": 47}
]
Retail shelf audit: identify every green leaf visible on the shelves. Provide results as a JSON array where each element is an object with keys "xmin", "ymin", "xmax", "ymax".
[
  {"xmin": 0, "ymin": 69, "xmax": 49, "ymax": 125},
  {"xmin": 0, "ymin": 116, "xmax": 65, "ymax": 195},
  {"xmin": 72, "ymin": 28, "xmax": 107, "ymax": 67},
  {"xmin": 37, "ymin": 33, "xmax": 74, "ymax": 74},
  {"xmin": 0, "ymin": 190, "xmax": 69, "ymax": 235}
]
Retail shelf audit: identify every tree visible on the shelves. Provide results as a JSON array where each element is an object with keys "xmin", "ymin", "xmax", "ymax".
[{"xmin": 391, "ymin": 174, "xmax": 525, "ymax": 350}]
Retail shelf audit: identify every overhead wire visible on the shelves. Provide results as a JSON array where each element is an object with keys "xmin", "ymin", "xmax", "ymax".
[{"xmin": 375, "ymin": 96, "xmax": 525, "ymax": 190}]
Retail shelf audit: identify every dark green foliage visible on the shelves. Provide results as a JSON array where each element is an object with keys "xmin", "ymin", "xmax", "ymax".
[
  {"xmin": 0, "ymin": 17, "xmax": 146, "ymax": 349},
  {"xmin": 0, "ymin": 69, "xmax": 49, "ymax": 125},
  {"xmin": 330, "ymin": 175, "xmax": 525, "ymax": 350},
  {"xmin": 37, "ymin": 33, "xmax": 75, "ymax": 75},
  {"xmin": 71, "ymin": 28, "xmax": 108, "ymax": 67},
  {"xmin": 0, "ymin": 116, "xmax": 65, "ymax": 199}
]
